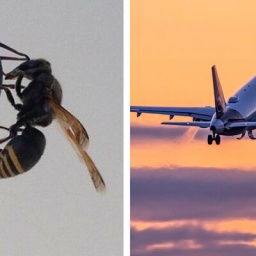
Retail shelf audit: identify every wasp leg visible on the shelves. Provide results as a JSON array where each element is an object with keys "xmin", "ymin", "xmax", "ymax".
[
  {"xmin": 0, "ymin": 134, "xmax": 12, "ymax": 144},
  {"xmin": 4, "ymin": 74, "xmax": 25, "ymax": 97},
  {"xmin": 0, "ymin": 126, "xmax": 13, "ymax": 144},
  {"xmin": 0, "ymin": 43, "xmax": 30, "ymax": 60},
  {"xmin": 15, "ymin": 75, "xmax": 24, "ymax": 98},
  {"xmin": 0, "ymin": 85, "xmax": 22, "ymax": 111},
  {"xmin": 2, "ymin": 83, "xmax": 17, "ymax": 89},
  {"xmin": 2, "ymin": 83, "xmax": 25, "ymax": 90}
]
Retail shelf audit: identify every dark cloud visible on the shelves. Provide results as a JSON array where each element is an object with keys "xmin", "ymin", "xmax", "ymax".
[
  {"xmin": 131, "ymin": 166, "xmax": 256, "ymax": 221},
  {"xmin": 131, "ymin": 225, "xmax": 256, "ymax": 256}
]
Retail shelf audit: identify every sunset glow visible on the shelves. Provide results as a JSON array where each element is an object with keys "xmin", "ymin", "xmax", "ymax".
[{"xmin": 131, "ymin": 1, "xmax": 256, "ymax": 255}]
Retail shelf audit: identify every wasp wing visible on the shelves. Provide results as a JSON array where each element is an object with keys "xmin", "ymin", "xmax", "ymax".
[{"xmin": 48, "ymin": 99, "xmax": 105, "ymax": 192}]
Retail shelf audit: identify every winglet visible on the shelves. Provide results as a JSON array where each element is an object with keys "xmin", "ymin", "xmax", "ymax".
[{"xmin": 212, "ymin": 65, "xmax": 226, "ymax": 118}]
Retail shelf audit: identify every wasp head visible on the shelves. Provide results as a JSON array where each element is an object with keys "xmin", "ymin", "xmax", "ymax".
[{"xmin": 5, "ymin": 59, "xmax": 51, "ymax": 80}]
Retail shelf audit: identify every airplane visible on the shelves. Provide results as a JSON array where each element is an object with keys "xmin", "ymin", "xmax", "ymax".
[{"xmin": 130, "ymin": 66, "xmax": 256, "ymax": 145}]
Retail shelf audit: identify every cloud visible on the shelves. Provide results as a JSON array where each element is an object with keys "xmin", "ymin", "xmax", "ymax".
[
  {"xmin": 130, "ymin": 124, "xmax": 251, "ymax": 144},
  {"xmin": 130, "ymin": 125, "xmax": 188, "ymax": 141},
  {"xmin": 131, "ymin": 166, "xmax": 256, "ymax": 221},
  {"xmin": 131, "ymin": 225, "xmax": 256, "ymax": 256},
  {"xmin": 130, "ymin": 124, "xmax": 234, "ymax": 144}
]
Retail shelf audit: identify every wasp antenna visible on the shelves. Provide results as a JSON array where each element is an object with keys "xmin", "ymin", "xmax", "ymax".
[{"xmin": 0, "ymin": 42, "xmax": 30, "ymax": 60}]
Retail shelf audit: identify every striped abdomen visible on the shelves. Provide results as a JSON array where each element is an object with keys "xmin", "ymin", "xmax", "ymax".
[{"xmin": 0, "ymin": 127, "xmax": 46, "ymax": 178}]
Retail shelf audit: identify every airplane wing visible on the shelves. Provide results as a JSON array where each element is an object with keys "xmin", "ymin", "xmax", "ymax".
[
  {"xmin": 227, "ymin": 122, "xmax": 256, "ymax": 128},
  {"xmin": 161, "ymin": 121, "xmax": 210, "ymax": 128},
  {"xmin": 161, "ymin": 121, "xmax": 256, "ymax": 130},
  {"xmin": 130, "ymin": 106, "xmax": 215, "ymax": 121}
]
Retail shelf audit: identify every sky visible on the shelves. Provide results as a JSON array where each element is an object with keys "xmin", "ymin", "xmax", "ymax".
[
  {"xmin": 0, "ymin": 1, "xmax": 122, "ymax": 256},
  {"xmin": 131, "ymin": 1, "xmax": 256, "ymax": 255}
]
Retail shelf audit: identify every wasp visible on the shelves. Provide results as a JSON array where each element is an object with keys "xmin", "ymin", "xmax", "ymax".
[{"xmin": 0, "ymin": 43, "xmax": 105, "ymax": 192}]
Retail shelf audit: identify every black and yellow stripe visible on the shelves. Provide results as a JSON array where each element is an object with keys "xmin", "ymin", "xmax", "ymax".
[
  {"xmin": 0, "ymin": 146, "xmax": 25, "ymax": 178},
  {"xmin": 0, "ymin": 127, "xmax": 45, "ymax": 179}
]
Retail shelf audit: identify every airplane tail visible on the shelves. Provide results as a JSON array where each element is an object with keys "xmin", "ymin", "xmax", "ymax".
[{"xmin": 212, "ymin": 65, "xmax": 226, "ymax": 118}]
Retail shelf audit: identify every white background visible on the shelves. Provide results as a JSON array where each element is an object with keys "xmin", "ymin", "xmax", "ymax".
[{"xmin": 0, "ymin": 1, "xmax": 123, "ymax": 255}]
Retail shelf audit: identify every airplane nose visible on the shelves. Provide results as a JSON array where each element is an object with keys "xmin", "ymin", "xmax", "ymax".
[{"xmin": 210, "ymin": 119, "xmax": 224, "ymax": 133}]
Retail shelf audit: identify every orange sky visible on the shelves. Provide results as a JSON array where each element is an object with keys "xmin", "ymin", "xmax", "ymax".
[
  {"xmin": 131, "ymin": 0, "xmax": 256, "ymax": 168},
  {"xmin": 131, "ymin": 0, "xmax": 256, "ymax": 107},
  {"xmin": 130, "ymin": 1, "xmax": 256, "ymax": 255}
]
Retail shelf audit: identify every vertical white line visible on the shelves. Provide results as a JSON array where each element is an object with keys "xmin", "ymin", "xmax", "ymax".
[{"xmin": 124, "ymin": 0, "xmax": 130, "ymax": 255}]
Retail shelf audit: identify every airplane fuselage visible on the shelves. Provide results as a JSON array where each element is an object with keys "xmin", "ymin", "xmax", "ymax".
[{"xmin": 210, "ymin": 77, "xmax": 256, "ymax": 136}]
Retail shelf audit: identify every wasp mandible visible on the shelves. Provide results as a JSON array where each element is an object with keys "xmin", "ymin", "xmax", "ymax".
[{"xmin": 0, "ymin": 43, "xmax": 105, "ymax": 192}]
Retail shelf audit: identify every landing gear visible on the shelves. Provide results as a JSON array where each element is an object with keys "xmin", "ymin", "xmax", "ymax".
[
  {"xmin": 237, "ymin": 132, "xmax": 245, "ymax": 140},
  {"xmin": 207, "ymin": 135, "xmax": 213, "ymax": 145},
  {"xmin": 215, "ymin": 135, "xmax": 221, "ymax": 145},
  {"xmin": 248, "ymin": 130, "xmax": 256, "ymax": 140},
  {"xmin": 207, "ymin": 134, "xmax": 221, "ymax": 145}
]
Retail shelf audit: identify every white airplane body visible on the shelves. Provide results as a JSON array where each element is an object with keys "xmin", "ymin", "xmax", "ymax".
[{"xmin": 131, "ymin": 66, "xmax": 256, "ymax": 145}]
